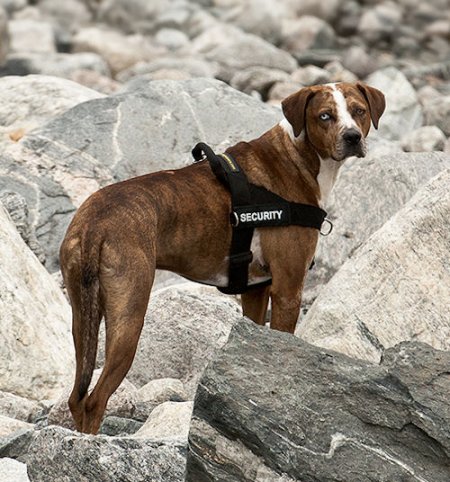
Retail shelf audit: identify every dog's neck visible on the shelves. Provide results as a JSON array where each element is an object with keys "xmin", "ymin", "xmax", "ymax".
[{"xmin": 278, "ymin": 118, "xmax": 344, "ymax": 208}]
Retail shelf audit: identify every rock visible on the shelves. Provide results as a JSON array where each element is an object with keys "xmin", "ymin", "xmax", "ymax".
[
  {"xmin": 323, "ymin": 60, "xmax": 358, "ymax": 83},
  {"xmin": 154, "ymin": 28, "xmax": 190, "ymax": 50},
  {"xmin": 0, "ymin": 191, "xmax": 45, "ymax": 263},
  {"xmin": 291, "ymin": 65, "xmax": 331, "ymax": 86},
  {"xmin": 97, "ymin": 0, "xmax": 171, "ymax": 35},
  {"xmin": 193, "ymin": 25, "xmax": 297, "ymax": 82},
  {"xmin": 0, "ymin": 74, "xmax": 104, "ymax": 144},
  {"xmin": 98, "ymin": 284, "xmax": 241, "ymax": 396},
  {"xmin": 3, "ymin": 78, "xmax": 279, "ymax": 271},
  {"xmin": 138, "ymin": 379, "xmax": 188, "ymax": 405},
  {"xmin": 267, "ymin": 80, "xmax": 303, "ymax": 102},
  {"xmin": 341, "ymin": 45, "xmax": 379, "ymax": 78},
  {"xmin": 304, "ymin": 152, "xmax": 450, "ymax": 306},
  {"xmin": 216, "ymin": 0, "xmax": 289, "ymax": 44},
  {"xmin": 366, "ymin": 67, "xmax": 423, "ymax": 140},
  {"xmin": 72, "ymin": 26, "xmax": 165, "ymax": 75},
  {"xmin": 0, "ymin": 7, "xmax": 8, "ymax": 65},
  {"xmin": 68, "ymin": 69, "xmax": 121, "ymax": 95},
  {"xmin": 37, "ymin": 0, "xmax": 92, "ymax": 48},
  {"xmin": 401, "ymin": 125, "xmax": 446, "ymax": 151},
  {"xmin": 293, "ymin": 0, "xmax": 344, "ymax": 23},
  {"xmin": 8, "ymin": 19, "xmax": 56, "ymax": 53},
  {"xmin": 0, "ymin": 52, "xmax": 111, "ymax": 79},
  {"xmin": 0, "ymin": 0, "xmax": 26, "ymax": 14},
  {"xmin": 116, "ymin": 56, "xmax": 216, "ymax": 83},
  {"xmin": 133, "ymin": 401, "xmax": 193, "ymax": 441},
  {"xmin": 187, "ymin": 320, "xmax": 450, "ymax": 482},
  {"xmin": 98, "ymin": 416, "xmax": 143, "ymax": 437},
  {"xmin": 299, "ymin": 168, "xmax": 450, "ymax": 363},
  {"xmin": 334, "ymin": 0, "xmax": 361, "ymax": 36},
  {"xmin": 230, "ymin": 66, "xmax": 290, "ymax": 98},
  {"xmin": 0, "ymin": 458, "xmax": 30, "ymax": 482},
  {"xmin": 0, "ymin": 204, "xmax": 74, "ymax": 400},
  {"xmin": 48, "ymin": 370, "xmax": 138, "ymax": 430},
  {"xmin": 281, "ymin": 16, "xmax": 337, "ymax": 54},
  {"xmin": 423, "ymin": 95, "xmax": 450, "ymax": 136},
  {"xmin": 358, "ymin": 2, "xmax": 403, "ymax": 44},
  {"xmin": 0, "ymin": 427, "xmax": 35, "ymax": 460},
  {"xmin": 0, "ymin": 391, "xmax": 40, "ymax": 422},
  {"xmin": 26, "ymin": 426, "xmax": 186, "ymax": 482},
  {"xmin": 0, "ymin": 415, "xmax": 33, "ymax": 438}
]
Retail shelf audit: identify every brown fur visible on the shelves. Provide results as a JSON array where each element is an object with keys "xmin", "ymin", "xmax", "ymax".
[{"xmin": 60, "ymin": 82, "xmax": 385, "ymax": 433}]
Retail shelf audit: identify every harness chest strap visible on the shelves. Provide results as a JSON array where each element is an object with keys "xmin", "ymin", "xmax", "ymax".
[{"xmin": 191, "ymin": 143, "xmax": 331, "ymax": 295}]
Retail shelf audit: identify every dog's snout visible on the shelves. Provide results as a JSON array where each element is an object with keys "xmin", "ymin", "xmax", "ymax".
[{"xmin": 343, "ymin": 129, "xmax": 362, "ymax": 146}]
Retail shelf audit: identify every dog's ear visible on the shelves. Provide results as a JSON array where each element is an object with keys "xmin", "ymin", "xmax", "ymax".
[
  {"xmin": 356, "ymin": 82, "xmax": 386, "ymax": 129},
  {"xmin": 281, "ymin": 88, "xmax": 316, "ymax": 138}
]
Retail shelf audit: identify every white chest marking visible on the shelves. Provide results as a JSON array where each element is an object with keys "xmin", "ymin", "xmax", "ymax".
[
  {"xmin": 317, "ymin": 156, "xmax": 341, "ymax": 207},
  {"xmin": 330, "ymin": 84, "xmax": 357, "ymax": 131}
]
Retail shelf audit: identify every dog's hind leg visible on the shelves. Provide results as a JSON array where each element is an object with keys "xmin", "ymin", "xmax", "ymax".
[
  {"xmin": 80, "ymin": 245, "xmax": 154, "ymax": 434},
  {"xmin": 241, "ymin": 285, "xmax": 270, "ymax": 326}
]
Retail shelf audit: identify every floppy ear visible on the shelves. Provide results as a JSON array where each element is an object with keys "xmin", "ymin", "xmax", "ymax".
[
  {"xmin": 356, "ymin": 82, "xmax": 386, "ymax": 129},
  {"xmin": 281, "ymin": 88, "xmax": 315, "ymax": 138}
]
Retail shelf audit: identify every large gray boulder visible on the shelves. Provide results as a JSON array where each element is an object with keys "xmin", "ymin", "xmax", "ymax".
[
  {"xmin": 10, "ymin": 78, "xmax": 280, "ymax": 270},
  {"xmin": 304, "ymin": 152, "xmax": 450, "ymax": 304},
  {"xmin": 0, "ymin": 458, "xmax": 30, "ymax": 482},
  {"xmin": 366, "ymin": 67, "xmax": 423, "ymax": 140},
  {"xmin": 0, "ymin": 204, "xmax": 73, "ymax": 400},
  {"xmin": 98, "ymin": 284, "xmax": 241, "ymax": 396},
  {"xmin": 298, "ymin": 168, "xmax": 450, "ymax": 363},
  {"xmin": 0, "ymin": 74, "xmax": 103, "ymax": 144},
  {"xmin": 0, "ymin": 7, "xmax": 8, "ymax": 65},
  {"xmin": 26, "ymin": 426, "xmax": 186, "ymax": 482},
  {"xmin": 187, "ymin": 320, "xmax": 450, "ymax": 481}
]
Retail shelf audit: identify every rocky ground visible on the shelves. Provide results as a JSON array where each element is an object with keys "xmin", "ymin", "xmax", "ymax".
[{"xmin": 0, "ymin": 0, "xmax": 449, "ymax": 481}]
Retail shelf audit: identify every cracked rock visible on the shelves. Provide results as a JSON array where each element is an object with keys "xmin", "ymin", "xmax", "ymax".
[{"xmin": 187, "ymin": 319, "xmax": 450, "ymax": 481}]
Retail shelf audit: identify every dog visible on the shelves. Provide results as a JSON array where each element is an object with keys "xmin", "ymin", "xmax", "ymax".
[{"xmin": 60, "ymin": 82, "xmax": 385, "ymax": 433}]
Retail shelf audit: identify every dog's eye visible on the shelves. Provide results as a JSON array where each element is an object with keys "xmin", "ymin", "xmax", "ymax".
[
  {"xmin": 319, "ymin": 113, "xmax": 331, "ymax": 121},
  {"xmin": 355, "ymin": 108, "xmax": 366, "ymax": 116}
]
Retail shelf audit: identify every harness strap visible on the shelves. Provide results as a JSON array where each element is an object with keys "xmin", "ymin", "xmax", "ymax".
[{"xmin": 192, "ymin": 143, "xmax": 329, "ymax": 295}]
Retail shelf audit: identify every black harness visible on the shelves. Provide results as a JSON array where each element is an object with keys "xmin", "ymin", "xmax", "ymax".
[{"xmin": 192, "ymin": 143, "xmax": 332, "ymax": 295}]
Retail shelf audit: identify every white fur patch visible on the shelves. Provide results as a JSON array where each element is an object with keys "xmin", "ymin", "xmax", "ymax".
[
  {"xmin": 330, "ymin": 84, "xmax": 357, "ymax": 131},
  {"xmin": 317, "ymin": 155, "xmax": 341, "ymax": 207}
]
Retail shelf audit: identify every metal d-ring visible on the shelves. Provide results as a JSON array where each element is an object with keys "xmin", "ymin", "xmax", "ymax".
[
  {"xmin": 320, "ymin": 218, "xmax": 333, "ymax": 236},
  {"xmin": 231, "ymin": 211, "xmax": 239, "ymax": 227}
]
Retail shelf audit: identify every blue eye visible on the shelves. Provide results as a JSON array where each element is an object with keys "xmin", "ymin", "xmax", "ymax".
[{"xmin": 320, "ymin": 113, "xmax": 331, "ymax": 121}]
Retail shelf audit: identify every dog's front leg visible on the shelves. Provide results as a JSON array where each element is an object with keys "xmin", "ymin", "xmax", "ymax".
[{"xmin": 268, "ymin": 261, "xmax": 309, "ymax": 333}]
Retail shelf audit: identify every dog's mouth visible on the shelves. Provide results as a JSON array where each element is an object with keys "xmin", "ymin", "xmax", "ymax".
[{"xmin": 333, "ymin": 140, "xmax": 367, "ymax": 162}]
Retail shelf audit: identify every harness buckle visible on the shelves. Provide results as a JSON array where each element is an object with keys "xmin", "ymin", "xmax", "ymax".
[
  {"xmin": 230, "ymin": 251, "xmax": 253, "ymax": 266},
  {"xmin": 320, "ymin": 218, "xmax": 333, "ymax": 236},
  {"xmin": 230, "ymin": 211, "xmax": 239, "ymax": 227}
]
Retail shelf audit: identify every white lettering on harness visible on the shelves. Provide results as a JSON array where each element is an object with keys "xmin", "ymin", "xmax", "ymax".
[{"xmin": 239, "ymin": 210, "xmax": 283, "ymax": 223}]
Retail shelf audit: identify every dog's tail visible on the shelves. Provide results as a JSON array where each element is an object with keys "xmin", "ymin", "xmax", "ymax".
[{"xmin": 77, "ymin": 232, "xmax": 102, "ymax": 401}]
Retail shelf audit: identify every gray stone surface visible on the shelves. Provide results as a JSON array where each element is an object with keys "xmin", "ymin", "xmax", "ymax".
[
  {"xmin": 187, "ymin": 319, "xmax": 450, "ymax": 481},
  {"xmin": 0, "ymin": 427, "xmax": 35, "ymax": 461},
  {"xmin": 0, "ymin": 204, "xmax": 73, "ymax": 401},
  {"xmin": 304, "ymin": 152, "xmax": 450, "ymax": 306},
  {"xmin": 401, "ymin": 125, "xmax": 446, "ymax": 151},
  {"xmin": 0, "ymin": 458, "xmax": 30, "ymax": 482},
  {"xmin": 98, "ymin": 284, "xmax": 241, "ymax": 396},
  {"xmin": 0, "ymin": 74, "xmax": 103, "ymax": 144},
  {"xmin": 0, "ymin": 390, "xmax": 40, "ymax": 422},
  {"xmin": 366, "ymin": 67, "xmax": 423, "ymax": 141},
  {"xmin": 26, "ymin": 426, "xmax": 186, "ymax": 482},
  {"xmin": 0, "ymin": 52, "xmax": 110, "ymax": 79},
  {"xmin": 299, "ymin": 168, "xmax": 450, "ymax": 363},
  {"xmin": 0, "ymin": 7, "xmax": 9, "ymax": 65},
  {"xmin": 423, "ymin": 95, "xmax": 450, "ymax": 136}
]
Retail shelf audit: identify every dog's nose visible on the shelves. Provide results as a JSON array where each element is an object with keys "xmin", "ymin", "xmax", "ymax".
[{"xmin": 343, "ymin": 129, "xmax": 362, "ymax": 146}]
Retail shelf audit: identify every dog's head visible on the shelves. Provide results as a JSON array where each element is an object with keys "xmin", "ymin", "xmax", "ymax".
[{"xmin": 281, "ymin": 82, "xmax": 385, "ymax": 162}]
